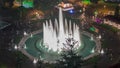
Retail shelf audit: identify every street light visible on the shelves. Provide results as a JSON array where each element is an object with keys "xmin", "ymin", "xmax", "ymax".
[
  {"xmin": 33, "ymin": 59, "xmax": 38, "ymax": 64},
  {"xmin": 98, "ymin": 35, "xmax": 101, "ymax": 39},
  {"xmin": 30, "ymin": 34, "xmax": 33, "ymax": 37},
  {"xmin": 24, "ymin": 31, "xmax": 27, "ymax": 36},
  {"xmin": 24, "ymin": 44, "xmax": 27, "ymax": 49},
  {"xmin": 104, "ymin": 5, "xmax": 106, "ymax": 8},
  {"xmin": 100, "ymin": 49, "xmax": 104, "ymax": 54},
  {"xmin": 91, "ymin": 48, "xmax": 95, "ymax": 53},
  {"xmin": 14, "ymin": 45, "xmax": 18, "ymax": 50},
  {"xmin": 91, "ymin": 34, "xmax": 94, "ymax": 41},
  {"xmin": 79, "ymin": 10, "xmax": 82, "ymax": 12}
]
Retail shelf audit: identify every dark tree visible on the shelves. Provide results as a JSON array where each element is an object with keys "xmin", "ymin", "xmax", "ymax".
[
  {"xmin": 57, "ymin": 50, "xmax": 83, "ymax": 68},
  {"xmin": 0, "ymin": 0, "xmax": 14, "ymax": 8},
  {"xmin": 90, "ymin": 0, "xmax": 98, "ymax": 4},
  {"xmin": 34, "ymin": 0, "xmax": 58, "ymax": 10},
  {"xmin": 114, "ymin": 5, "xmax": 119, "ymax": 18},
  {"xmin": 37, "ymin": 60, "xmax": 43, "ymax": 68},
  {"xmin": 57, "ymin": 37, "xmax": 83, "ymax": 68}
]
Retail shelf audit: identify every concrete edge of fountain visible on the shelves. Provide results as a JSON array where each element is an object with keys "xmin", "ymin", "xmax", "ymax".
[
  {"xmin": 81, "ymin": 30, "xmax": 101, "ymax": 60},
  {"xmin": 18, "ymin": 29, "xmax": 43, "ymax": 61}
]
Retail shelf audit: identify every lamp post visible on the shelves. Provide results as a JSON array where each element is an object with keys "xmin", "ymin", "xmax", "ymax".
[{"xmin": 14, "ymin": 44, "xmax": 18, "ymax": 50}]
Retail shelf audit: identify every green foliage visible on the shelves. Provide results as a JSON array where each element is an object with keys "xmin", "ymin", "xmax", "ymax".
[
  {"xmin": 34, "ymin": 0, "xmax": 58, "ymax": 11},
  {"xmin": 114, "ymin": 5, "xmax": 119, "ymax": 17}
]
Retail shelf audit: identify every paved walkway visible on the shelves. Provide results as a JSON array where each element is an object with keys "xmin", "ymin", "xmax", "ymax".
[{"xmin": 18, "ymin": 29, "xmax": 42, "ymax": 61}]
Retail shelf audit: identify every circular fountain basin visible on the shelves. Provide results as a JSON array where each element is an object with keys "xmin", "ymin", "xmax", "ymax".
[{"xmin": 18, "ymin": 30, "xmax": 99, "ymax": 62}]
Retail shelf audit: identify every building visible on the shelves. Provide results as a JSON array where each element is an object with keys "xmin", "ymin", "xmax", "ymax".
[{"xmin": 55, "ymin": 2, "xmax": 74, "ymax": 11}]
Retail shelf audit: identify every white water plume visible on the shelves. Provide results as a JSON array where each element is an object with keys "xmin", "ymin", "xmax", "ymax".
[{"xmin": 43, "ymin": 7, "xmax": 81, "ymax": 52}]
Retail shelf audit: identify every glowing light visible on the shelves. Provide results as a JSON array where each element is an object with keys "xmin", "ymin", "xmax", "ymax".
[
  {"xmin": 91, "ymin": 48, "xmax": 94, "ymax": 53},
  {"xmin": 79, "ymin": 10, "xmax": 82, "ymax": 12},
  {"xmin": 101, "ymin": 49, "xmax": 104, "ymax": 54},
  {"xmin": 24, "ymin": 31, "xmax": 27, "ymax": 36},
  {"xmin": 98, "ymin": 35, "xmax": 101, "ymax": 39},
  {"xmin": 30, "ymin": 34, "xmax": 33, "ymax": 37},
  {"xmin": 33, "ymin": 59, "xmax": 38, "ymax": 64},
  {"xmin": 24, "ymin": 44, "xmax": 27, "ymax": 49},
  {"xmin": 69, "ymin": 10, "xmax": 74, "ymax": 14},
  {"xmin": 104, "ymin": 5, "xmax": 106, "ymax": 8},
  {"xmin": 90, "ymin": 34, "xmax": 94, "ymax": 41},
  {"xmin": 94, "ymin": 11, "xmax": 98, "ymax": 15},
  {"xmin": 22, "ymin": 0, "xmax": 33, "ymax": 8},
  {"xmin": 14, "ymin": 45, "xmax": 18, "ymax": 50}
]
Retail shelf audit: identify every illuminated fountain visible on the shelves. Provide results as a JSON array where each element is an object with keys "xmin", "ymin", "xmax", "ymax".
[
  {"xmin": 18, "ymin": 6, "xmax": 101, "ymax": 62},
  {"xmin": 43, "ymin": 7, "xmax": 81, "ymax": 52}
]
